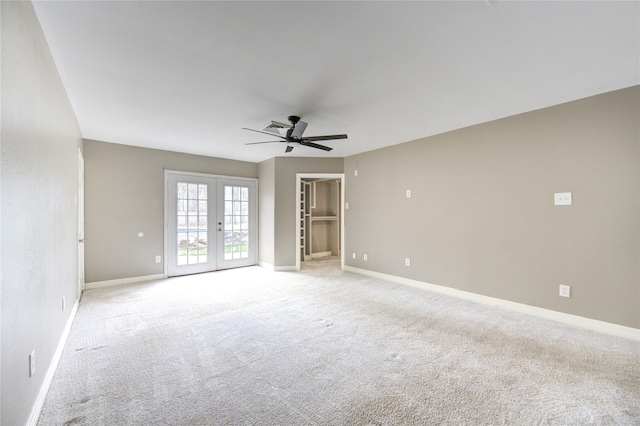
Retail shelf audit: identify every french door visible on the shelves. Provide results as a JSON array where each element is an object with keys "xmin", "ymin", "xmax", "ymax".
[{"xmin": 165, "ymin": 171, "xmax": 257, "ymax": 277}]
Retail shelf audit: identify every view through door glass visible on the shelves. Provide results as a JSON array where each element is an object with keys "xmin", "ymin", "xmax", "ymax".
[
  {"xmin": 177, "ymin": 181, "xmax": 209, "ymax": 266},
  {"xmin": 223, "ymin": 185, "xmax": 249, "ymax": 260}
]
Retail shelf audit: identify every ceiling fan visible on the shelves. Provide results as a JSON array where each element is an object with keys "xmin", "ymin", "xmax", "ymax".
[{"xmin": 243, "ymin": 116, "xmax": 347, "ymax": 153}]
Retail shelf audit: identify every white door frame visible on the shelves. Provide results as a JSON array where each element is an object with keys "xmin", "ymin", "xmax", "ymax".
[
  {"xmin": 295, "ymin": 173, "xmax": 345, "ymax": 271},
  {"xmin": 164, "ymin": 170, "xmax": 258, "ymax": 277},
  {"xmin": 77, "ymin": 148, "xmax": 85, "ymax": 297}
]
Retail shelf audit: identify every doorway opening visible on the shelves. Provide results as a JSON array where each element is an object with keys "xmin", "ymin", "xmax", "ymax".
[{"xmin": 295, "ymin": 173, "xmax": 345, "ymax": 271}]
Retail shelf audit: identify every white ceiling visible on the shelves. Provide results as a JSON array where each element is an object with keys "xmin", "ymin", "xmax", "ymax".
[{"xmin": 32, "ymin": 1, "xmax": 639, "ymax": 163}]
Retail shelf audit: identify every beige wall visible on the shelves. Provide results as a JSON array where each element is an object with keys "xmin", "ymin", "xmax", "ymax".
[
  {"xmin": 258, "ymin": 158, "xmax": 276, "ymax": 266},
  {"xmin": 269, "ymin": 157, "xmax": 344, "ymax": 268},
  {"xmin": 84, "ymin": 140, "xmax": 258, "ymax": 283},
  {"xmin": 1, "ymin": 2, "xmax": 84, "ymax": 424},
  {"xmin": 344, "ymin": 86, "xmax": 639, "ymax": 328}
]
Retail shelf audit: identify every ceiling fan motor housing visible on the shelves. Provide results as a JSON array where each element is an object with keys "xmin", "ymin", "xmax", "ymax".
[{"xmin": 288, "ymin": 115, "xmax": 301, "ymax": 125}]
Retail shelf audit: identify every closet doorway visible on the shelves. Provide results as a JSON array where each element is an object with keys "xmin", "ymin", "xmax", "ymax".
[{"xmin": 295, "ymin": 173, "xmax": 345, "ymax": 271}]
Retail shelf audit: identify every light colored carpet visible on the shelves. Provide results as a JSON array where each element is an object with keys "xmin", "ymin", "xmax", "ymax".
[{"xmin": 38, "ymin": 258, "xmax": 640, "ymax": 425}]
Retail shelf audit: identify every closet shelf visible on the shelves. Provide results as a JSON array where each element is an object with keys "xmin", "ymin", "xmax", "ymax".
[{"xmin": 311, "ymin": 216, "xmax": 338, "ymax": 221}]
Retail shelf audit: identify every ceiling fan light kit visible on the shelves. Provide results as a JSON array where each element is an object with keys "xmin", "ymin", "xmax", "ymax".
[{"xmin": 243, "ymin": 115, "xmax": 347, "ymax": 153}]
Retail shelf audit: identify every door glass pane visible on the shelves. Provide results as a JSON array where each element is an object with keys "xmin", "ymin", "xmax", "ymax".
[
  {"xmin": 177, "ymin": 232, "xmax": 188, "ymax": 266},
  {"xmin": 176, "ymin": 181, "xmax": 208, "ymax": 266},
  {"xmin": 223, "ymin": 184, "xmax": 250, "ymax": 260},
  {"xmin": 177, "ymin": 182, "xmax": 187, "ymax": 198}
]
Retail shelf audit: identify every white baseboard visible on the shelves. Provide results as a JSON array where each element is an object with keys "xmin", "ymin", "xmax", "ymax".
[
  {"xmin": 258, "ymin": 262, "xmax": 297, "ymax": 271},
  {"xmin": 27, "ymin": 298, "xmax": 80, "ymax": 426},
  {"xmin": 344, "ymin": 266, "xmax": 640, "ymax": 341},
  {"xmin": 274, "ymin": 265, "xmax": 297, "ymax": 271},
  {"xmin": 258, "ymin": 261, "xmax": 274, "ymax": 270},
  {"xmin": 85, "ymin": 274, "xmax": 165, "ymax": 290},
  {"xmin": 311, "ymin": 251, "xmax": 332, "ymax": 259}
]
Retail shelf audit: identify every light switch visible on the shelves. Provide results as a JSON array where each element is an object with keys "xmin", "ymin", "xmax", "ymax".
[
  {"xmin": 554, "ymin": 192, "xmax": 572, "ymax": 206},
  {"xmin": 406, "ymin": 190, "xmax": 412, "ymax": 198}
]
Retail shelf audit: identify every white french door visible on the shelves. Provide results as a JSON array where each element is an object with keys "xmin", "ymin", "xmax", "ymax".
[
  {"xmin": 165, "ymin": 171, "xmax": 257, "ymax": 277},
  {"xmin": 216, "ymin": 178, "xmax": 257, "ymax": 270}
]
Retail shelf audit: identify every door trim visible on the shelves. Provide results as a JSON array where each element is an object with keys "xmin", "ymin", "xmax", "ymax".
[
  {"xmin": 295, "ymin": 173, "xmax": 345, "ymax": 271},
  {"xmin": 77, "ymin": 148, "xmax": 85, "ymax": 296},
  {"xmin": 164, "ymin": 170, "xmax": 258, "ymax": 277}
]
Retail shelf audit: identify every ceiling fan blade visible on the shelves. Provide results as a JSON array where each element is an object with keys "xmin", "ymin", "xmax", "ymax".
[
  {"xmin": 300, "ymin": 141, "xmax": 333, "ymax": 151},
  {"xmin": 244, "ymin": 140, "xmax": 282, "ymax": 145},
  {"xmin": 289, "ymin": 121, "xmax": 308, "ymax": 139},
  {"xmin": 303, "ymin": 134, "xmax": 348, "ymax": 142},
  {"xmin": 242, "ymin": 128, "xmax": 287, "ymax": 140},
  {"xmin": 285, "ymin": 145, "xmax": 294, "ymax": 153}
]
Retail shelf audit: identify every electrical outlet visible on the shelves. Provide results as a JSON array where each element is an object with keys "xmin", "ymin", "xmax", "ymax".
[
  {"xmin": 363, "ymin": 254, "xmax": 368, "ymax": 261},
  {"xmin": 29, "ymin": 350, "xmax": 35, "ymax": 377},
  {"xmin": 155, "ymin": 255, "xmax": 161, "ymax": 263},
  {"xmin": 405, "ymin": 258, "xmax": 411, "ymax": 267},
  {"xmin": 62, "ymin": 296, "xmax": 66, "ymax": 311},
  {"xmin": 559, "ymin": 284, "xmax": 571, "ymax": 298},
  {"xmin": 554, "ymin": 192, "xmax": 572, "ymax": 206},
  {"xmin": 352, "ymin": 252, "xmax": 356, "ymax": 259}
]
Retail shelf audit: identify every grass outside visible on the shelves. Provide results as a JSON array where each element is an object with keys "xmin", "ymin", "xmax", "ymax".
[{"xmin": 178, "ymin": 244, "xmax": 247, "ymax": 257}]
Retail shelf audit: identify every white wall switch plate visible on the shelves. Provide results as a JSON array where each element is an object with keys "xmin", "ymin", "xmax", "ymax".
[
  {"xmin": 406, "ymin": 189, "xmax": 412, "ymax": 198},
  {"xmin": 352, "ymin": 252, "xmax": 356, "ymax": 259},
  {"xmin": 155, "ymin": 255, "xmax": 161, "ymax": 263},
  {"xmin": 559, "ymin": 284, "xmax": 571, "ymax": 298},
  {"xmin": 405, "ymin": 258, "xmax": 411, "ymax": 266},
  {"xmin": 345, "ymin": 202, "xmax": 349, "ymax": 210},
  {"xmin": 363, "ymin": 254, "xmax": 368, "ymax": 261},
  {"xmin": 354, "ymin": 170, "xmax": 358, "ymax": 177},
  {"xmin": 554, "ymin": 192, "xmax": 572, "ymax": 206}
]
